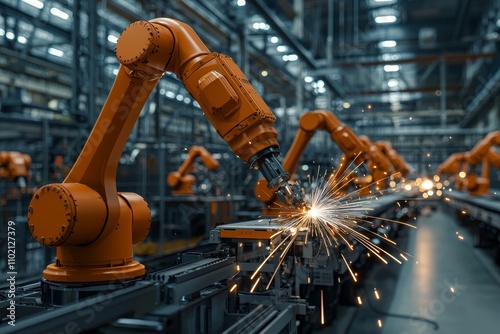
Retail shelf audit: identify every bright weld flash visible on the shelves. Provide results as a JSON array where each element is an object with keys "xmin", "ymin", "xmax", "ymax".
[{"xmin": 307, "ymin": 206, "xmax": 320, "ymax": 219}]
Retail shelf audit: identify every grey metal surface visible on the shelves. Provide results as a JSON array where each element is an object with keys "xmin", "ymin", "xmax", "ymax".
[{"xmin": 338, "ymin": 202, "xmax": 500, "ymax": 334}]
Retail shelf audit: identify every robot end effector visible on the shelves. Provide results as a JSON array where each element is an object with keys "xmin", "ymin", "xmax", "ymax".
[{"xmin": 249, "ymin": 147, "xmax": 308, "ymax": 210}]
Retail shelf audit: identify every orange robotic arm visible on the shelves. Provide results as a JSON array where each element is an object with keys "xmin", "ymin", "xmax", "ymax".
[
  {"xmin": 467, "ymin": 131, "xmax": 500, "ymax": 166},
  {"xmin": 463, "ymin": 132, "xmax": 500, "ymax": 195},
  {"xmin": 357, "ymin": 135, "xmax": 394, "ymax": 190},
  {"xmin": 167, "ymin": 145, "xmax": 219, "ymax": 195},
  {"xmin": 0, "ymin": 151, "xmax": 31, "ymax": 188},
  {"xmin": 436, "ymin": 152, "xmax": 469, "ymax": 191},
  {"xmin": 27, "ymin": 18, "xmax": 304, "ymax": 283},
  {"xmin": 436, "ymin": 152, "xmax": 469, "ymax": 176},
  {"xmin": 375, "ymin": 141, "xmax": 411, "ymax": 177},
  {"xmin": 487, "ymin": 148, "xmax": 500, "ymax": 168},
  {"xmin": 255, "ymin": 110, "xmax": 365, "ymax": 208}
]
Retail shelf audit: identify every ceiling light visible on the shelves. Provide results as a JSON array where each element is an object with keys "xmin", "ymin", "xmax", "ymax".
[
  {"xmin": 107, "ymin": 35, "xmax": 118, "ymax": 43},
  {"xmin": 375, "ymin": 15, "xmax": 397, "ymax": 24},
  {"xmin": 6, "ymin": 32, "xmax": 15, "ymax": 40},
  {"xmin": 0, "ymin": 29, "xmax": 5, "ymax": 36},
  {"xmin": 50, "ymin": 7, "xmax": 69, "ymax": 20},
  {"xmin": 316, "ymin": 80, "xmax": 325, "ymax": 88},
  {"xmin": 17, "ymin": 36, "xmax": 28, "ymax": 44},
  {"xmin": 48, "ymin": 47, "xmax": 64, "ymax": 57},
  {"xmin": 261, "ymin": 70, "xmax": 268, "ymax": 77},
  {"xmin": 343, "ymin": 102, "xmax": 351, "ymax": 108},
  {"xmin": 236, "ymin": 0, "xmax": 246, "ymax": 6},
  {"xmin": 282, "ymin": 54, "xmax": 298, "ymax": 61},
  {"xmin": 269, "ymin": 36, "xmax": 279, "ymax": 43},
  {"xmin": 277, "ymin": 45, "xmax": 288, "ymax": 52},
  {"xmin": 304, "ymin": 76, "xmax": 314, "ymax": 83},
  {"xmin": 378, "ymin": 40, "xmax": 397, "ymax": 48},
  {"xmin": 252, "ymin": 22, "xmax": 270, "ymax": 31},
  {"xmin": 374, "ymin": 0, "xmax": 396, "ymax": 3},
  {"xmin": 21, "ymin": 0, "xmax": 44, "ymax": 9},
  {"xmin": 384, "ymin": 64, "xmax": 400, "ymax": 72},
  {"xmin": 387, "ymin": 79, "xmax": 399, "ymax": 87}
]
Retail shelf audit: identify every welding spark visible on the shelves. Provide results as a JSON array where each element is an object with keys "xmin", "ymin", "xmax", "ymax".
[
  {"xmin": 247, "ymin": 163, "xmax": 415, "ymax": 298},
  {"xmin": 320, "ymin": 290, "xmax": 325, "ymax": 325}
]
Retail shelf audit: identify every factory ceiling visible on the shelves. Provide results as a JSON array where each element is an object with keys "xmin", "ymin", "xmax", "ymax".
[{"xmin": 0, "ymin": 0, "xmax": 498, "ymax": 139}]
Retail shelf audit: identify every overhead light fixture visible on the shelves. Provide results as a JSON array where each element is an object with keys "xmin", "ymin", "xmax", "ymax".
[
  {"xmin": 375, "ymin": 15, "xmax": 397, "ymax": 24},
  {"xmin": 277, "ymin": 45, "xmax": 288, "ymax": 52},
  {"xmin": 304, "ymin": 76, "xmax": 314, "ymax": 83},
  {"xmin": 50, "ymin": 7, "xmax": 69, "ymax": 20},
  {"xmin": 48, "ymin": 47, "xmax": 64, "ymax": 57},
  {"xmin": 21, "ymin": 0, "xmax": 44, "ymax": 9},
  {"xmin": 17, "ymin": 36, "xmax": 28, "ymax": 44},
  {"xmin": 107, "ymin": 35, "xmax": 118, "ymax": 43},
  {"xmin": 384, "ymin": 64, "xmax": 400, "ymax": 72},
  {"xmin": 374, "ymin": 0, "xmax": 396, "ymax": 3},
  {"xmin": 236, "ymin": 0, "xmax": 246, "ymax": 6},
  {"xmin": 378, "ymin": 40, "xmax": 397, "ymax": 48},
  {"xmin": 252, "ymin": 22, "xmax": 270, "ymax": 31},
  {"xmin": 6, "ymin": 32, "xmax": 15, "ymax": 40},
  {"xmin": 0, "ymin": 29, "xmax": 5, "ymax": 36},
  {"xmin": 269, "ymin": 36, "xmax": 279, "ymax": 43},
  {"xmin": 282, "ymin": 54, "xmax": 298, "ymax": 61},
  {"xmin": 387, "ymin": 79, "xmax": 399, "ymax": 87}
]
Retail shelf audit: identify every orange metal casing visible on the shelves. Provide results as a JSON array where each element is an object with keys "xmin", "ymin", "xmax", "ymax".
[{"xmin": 27, "ymin": 18, "xmax": 284, "ymax": 283}]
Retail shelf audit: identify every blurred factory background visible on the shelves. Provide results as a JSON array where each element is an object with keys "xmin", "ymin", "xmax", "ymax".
[{"xmin": 0, "ymin": 0, "xmax": 499, "ymax": 333}]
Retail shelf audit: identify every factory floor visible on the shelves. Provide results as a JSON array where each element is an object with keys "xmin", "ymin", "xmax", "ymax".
[{"xmin": 318, "ymin": 200, "xmax": 500, "ymax": 334}]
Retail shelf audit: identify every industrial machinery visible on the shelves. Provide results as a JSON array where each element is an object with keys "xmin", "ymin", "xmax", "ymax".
[
  {"xmin": 167, "ymin": 145, "xmax": 220, "ymax": 195},
  {"xmin": 18, "ymin": 15, "xmax": 305, "ymax": 300},
  {"xmin": 375, "ymin": 141, "xmax": 412, "ymax": 180},
  {"xmin": 436, "ymin": 152, "xmax": 469, "ymax": 191},
  {"xmin": 0, "ymin": 19, "xmax": 417, "ymax": 334},
  {"xmin": 464, "ymin": 131, "xmax": 500, "ymax": 195},
  {"xmin": 356, "ymin": 135, "xmax": 394, "ymax": 193},
  {"xmin": 0, "ymin": 151, "xmax": 31, "ymax": 190},
  {"xmin": 254, "ymin": 109, "xmax": 373, "ymax": 215}
]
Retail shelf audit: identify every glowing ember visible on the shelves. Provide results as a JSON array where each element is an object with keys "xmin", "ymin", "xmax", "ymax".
[{"xmin": 320, "ymin": 290, "xmax": 325, "ymax": 325}]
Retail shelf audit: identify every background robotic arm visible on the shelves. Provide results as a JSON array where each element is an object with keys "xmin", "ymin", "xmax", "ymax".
[
  {"xmin": 463, "ymin": 132, "xmax": 500, "ymax": 195},
  {"xmin": 0, "ymin": 151, "xmax": 31, "ymax": 189},
  {"xmin": 375, "ymin": 141, "xmax": 412, "ymax": 178},
  {"xmin": 254, "ymin": 110, "xmax": 366, "ymax": 213},
  {"xmin": 167, "ymin": 145, "xmax": 219, "ymax": 195}
]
